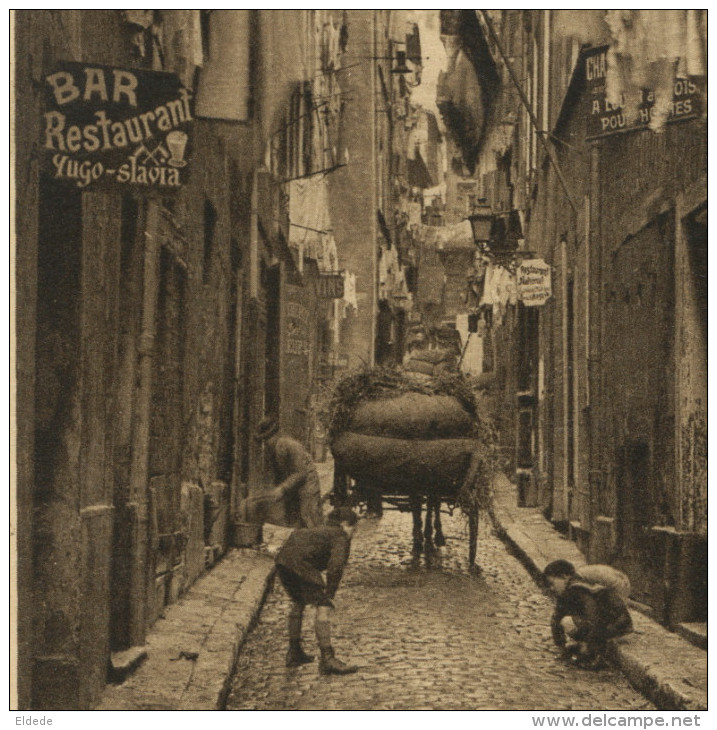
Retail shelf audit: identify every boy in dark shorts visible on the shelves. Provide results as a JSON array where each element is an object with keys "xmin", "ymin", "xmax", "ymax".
[{"xmin": 275, "ymin": 507, "xmax": 359, "ymax": 675}]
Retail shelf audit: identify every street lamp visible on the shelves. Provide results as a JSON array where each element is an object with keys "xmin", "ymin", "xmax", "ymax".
[
  {"xmin": 467, "ymin": 201, "xmax": 495, "ymax": 253},
  {"xmin": 468, "ymin": 203, "xmax": 532, "ymax": 273}
]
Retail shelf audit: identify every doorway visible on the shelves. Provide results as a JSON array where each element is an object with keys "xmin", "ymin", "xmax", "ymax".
[
  {"xmin": 616, "ymin": 439, "xmax": 661, "ymax": 607},
  {"xmin": 148, "ymin": 246, "xmax": 187, "ymax": 619}
]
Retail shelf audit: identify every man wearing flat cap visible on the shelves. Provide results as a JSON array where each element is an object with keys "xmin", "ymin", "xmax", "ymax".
[{"xmin": 255, "ymin": 417, "xmax": 324, "ymax": 529}]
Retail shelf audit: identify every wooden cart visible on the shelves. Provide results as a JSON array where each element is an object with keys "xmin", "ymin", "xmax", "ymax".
[{"xmin": 329, "ymin": 390, "xmax": 490, "ymax": 565}]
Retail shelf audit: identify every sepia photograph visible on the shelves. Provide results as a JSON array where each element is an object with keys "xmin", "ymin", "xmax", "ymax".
[{"xmin": 10, "ymin": 8, "xmax": 707, "ymax": 716}]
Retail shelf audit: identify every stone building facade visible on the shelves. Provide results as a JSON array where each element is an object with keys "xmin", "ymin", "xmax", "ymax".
[
  {"xmin": 464, "ymin": 10, "xmax": 707, "ymax": 625},
  {"xmin": 13, "ymin": 9, "xmax": 360, "ymax": 709}
]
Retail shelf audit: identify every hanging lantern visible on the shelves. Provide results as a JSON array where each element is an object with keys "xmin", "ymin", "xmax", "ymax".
[{"xmin": 468, "ymin": 201, "xmax": 495, "ymax": 251}]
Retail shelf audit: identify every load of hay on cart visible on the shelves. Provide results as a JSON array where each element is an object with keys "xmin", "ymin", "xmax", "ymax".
[{"xmin": 326, "ymin": 367, "xmax": 497, "ymax": 566}]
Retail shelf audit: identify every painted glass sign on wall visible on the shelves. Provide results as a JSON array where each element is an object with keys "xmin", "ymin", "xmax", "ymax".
[
  {"xmin": 585, "ymin": 46, "xmax": 703, "ymax": 139},
  {"xmin": 43, "ymin": 62, "xmax": 193, "ymax": 189}
]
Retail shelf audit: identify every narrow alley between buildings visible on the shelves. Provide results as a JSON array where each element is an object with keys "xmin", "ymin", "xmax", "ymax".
[
  {"xmin": 227, "ymin": 509, "xmax": 654, "ymax": 711},
  {"xmin": 13, "ymin": 10, "xmax": 706, "ymax": 713}
]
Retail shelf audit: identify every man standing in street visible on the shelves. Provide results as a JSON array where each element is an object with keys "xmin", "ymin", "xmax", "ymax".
[
  {"xmin": 255, "ymin": 417, "xmax": 324, "ymax": 529},
  {"xmin": 275, "ymin": 507, "xmax": 359, "ymax": 675}
]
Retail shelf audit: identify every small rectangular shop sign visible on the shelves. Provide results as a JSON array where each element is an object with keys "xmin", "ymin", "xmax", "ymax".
[
  {"xmin": 43, "ymin": 62, "xmax": 193, "ymax": 189},
  {"xmin": 286, "ymin": 298, "xmax": 310, "ymax": 359},
  {"xmin": 517, "ymin": 258, "xmax": 552, "ymax": 307},
  {"xmin": 584, "ymin": 46, "xmax": 703, "ymax": 139},
  {"xmin": 317, "ymin": 273, "xmax": 345, "ymax": 299}
]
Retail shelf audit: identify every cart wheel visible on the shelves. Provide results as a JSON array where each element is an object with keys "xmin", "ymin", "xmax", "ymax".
[
  {"xmin": 468, "ymin": 509, "xmax": 479, "ymax": 566},
  {"xmin": 365, "ymin": 486, "xmax": 383, "ymax": 517},
  {"xmin": 333, "ymin": 466, "xmax": 350, "ymax": 507}
]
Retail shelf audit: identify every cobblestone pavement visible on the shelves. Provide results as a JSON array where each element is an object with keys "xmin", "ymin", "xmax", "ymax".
[{"xmin": 226, "ymin": 509, "xmax": 655, "ymax": 711}]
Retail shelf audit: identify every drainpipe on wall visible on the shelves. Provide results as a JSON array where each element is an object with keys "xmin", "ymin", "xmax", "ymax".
[
  {"xmin": 249, "ymin": 169, "xmax": 260, "ymax": 301},
  {"xmin": 541, "ymin": 11, "xmax": 550, "ymax": 136},
  {"xmin": 587, "ymin": 143, "xmax": 610, "ymax": 559},
  {"xmin": 369, "ymin": 10, "xmax": 378, "ymax": 366},
  {"xmin": 558, "ymin": 235, "xmax": 569, "ymax": 523},
  {"xmin": 127, "ymin": 199, "xmax": 161, "ymax": 646}
]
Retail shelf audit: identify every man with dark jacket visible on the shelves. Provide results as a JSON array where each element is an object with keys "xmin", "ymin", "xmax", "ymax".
[
  {"xmin": 544, "ymin": 559, "xmax": 633, "ymax": 669},
  {"xmin": 275, "ymin": 507, "xmax": 359, "ymax": 675}
]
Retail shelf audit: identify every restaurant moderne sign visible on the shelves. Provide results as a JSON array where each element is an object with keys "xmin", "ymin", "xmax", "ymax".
[
  {"xmin": 585, "ymin": 46, "xmax": 704, "ymax": 139},
  {"xmin": 43, "ymin": 62, "xmax": 193, "ymax": 190}
]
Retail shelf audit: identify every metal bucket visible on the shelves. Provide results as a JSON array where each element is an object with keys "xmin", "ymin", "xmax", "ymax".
[{"xmin": 232, "ymin": 521, "xmax": 263, "ymax": 547}]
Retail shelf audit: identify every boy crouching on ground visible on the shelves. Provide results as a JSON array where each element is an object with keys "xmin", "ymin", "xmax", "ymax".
[{"xmin": 544, "ymin": 559, "xmax": 633, "ymax": 669}]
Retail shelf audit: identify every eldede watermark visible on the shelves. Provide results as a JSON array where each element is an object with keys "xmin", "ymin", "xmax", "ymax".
[{"xmin": 15, "ymin": 717, "xmax": 53, "ymax": 725}]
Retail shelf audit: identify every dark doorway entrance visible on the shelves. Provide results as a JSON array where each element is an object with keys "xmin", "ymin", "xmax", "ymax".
[
  {"xmin": 34, "ymin": 179, "xmax": 82, "ymax": 508},
  {"xmin": 109, "ymin": 195, "xmax": 144, "ymax": 651},
  {"xmin": 516, "ymin": 305, "xmax": 539, "ymax": 506},
  {"xmin": 615, "ymin": 439, "xmax": 662, "ymax": 609},
  {"xmin": 218, "ymin": 238, "xmax": 243, "ymax": 487},
  {"xmin": 148, "ymin": 247, "xmax": 187, "ymax": 620}
]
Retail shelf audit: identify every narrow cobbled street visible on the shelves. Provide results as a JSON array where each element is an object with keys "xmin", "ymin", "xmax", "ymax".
[{"xmin": 227, "ymin": 509, "xmax": 654, "ymax": 711}]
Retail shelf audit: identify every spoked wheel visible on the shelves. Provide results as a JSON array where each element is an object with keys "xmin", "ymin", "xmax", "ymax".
[
  {"xmin": 332, "ymin": 465, "xmax": 350, "ymax": 507},
  {"xmin": 363, "ymin": 485, "xmax": 384, "ymax": 517},
  {"xmin": 468, "ymin": 509, "xmax": 479, "ymax": 566}
]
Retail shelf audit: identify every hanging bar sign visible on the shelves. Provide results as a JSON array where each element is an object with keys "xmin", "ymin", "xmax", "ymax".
[{"xmin": 43, "ymin": 62, "xmax": 193, "ymax": 189}]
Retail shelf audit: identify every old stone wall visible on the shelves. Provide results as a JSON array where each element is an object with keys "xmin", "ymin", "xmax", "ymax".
[
  {"xmin": 15, "ymin": 10, "xmax": 140, "ymax": 709},
  {"xmin": 14, "ymin": 9, "xmax": 264, "ymax": 708},
  {"xmin": 327, "ymin": 10, "xmax": 379, "ymax": 370},
  {"xmin": 527, "ymin": 59, "xmax": 706, "ymax": 618}
]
